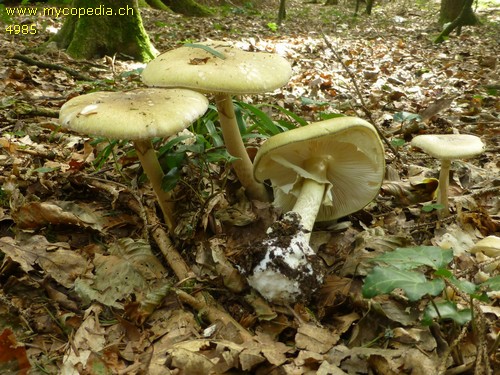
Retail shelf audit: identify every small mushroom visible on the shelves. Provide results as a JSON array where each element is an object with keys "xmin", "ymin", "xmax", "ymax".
[
  {"xmin": 410, "ymin": 134, "xmax": 485, "ymax": 217},
  {"xmin": 59, "ymin": 88, "xmax": 208, "ymax": 232},
  {"xmin": 141, "ymin": 42, "xmax": 292, "ymax": 202},
  {"xmin": 245, "ymin": 117, "xmax": 385, "ymax": 304}
]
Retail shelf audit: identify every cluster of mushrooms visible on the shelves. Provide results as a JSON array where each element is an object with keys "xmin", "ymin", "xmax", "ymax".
[{"xmin": 59, "ymin": 42, "xmax": 485, "ymax": 305}]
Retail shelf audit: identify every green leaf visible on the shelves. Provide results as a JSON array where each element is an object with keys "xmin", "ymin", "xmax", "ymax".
[
  {"xmin": 205, "ymin": 149, "xmax": 238, "ymax": 163},
  {"xmin": 362, "ymin": 266, "xmax": 445, "ymax": 301},
  {"xmin": 270, "ymin": 104, "xmax": 308, "ymax": 126},
  {"xmin": 183, "ymin": 43, "xmax": 226, "ymax": 59},
  {"xmin": 371, "ymin": 246, "xmax": 453, "ymax": 270},
  {"xmin": 33, "ymin": 166, "xmax": 58, "ymax": 173},
  {"xmin": 390, "ymin": 138, "xmax": 405, "ymax": 147},
  {"xmin": 204, "ymin": 119, "xmax": 224, "ymax": 147},
  {"xmin": 161, "ymin": 167, "xmax": 181, "ymax": 192},
  {"xmin": 447, "ymin": 276, "xmax": 477, "ymax": 295},
  {"xmin": 481, "ymin": 275, "xmax": 500, "ymax": 291},
  {"xmin": 157, "ymin": 134, "xmax": 192, "ymax": 157},
  {"xmin": 422, "ymin": 300, "xmax": 471, "ymax": 325},
  {"xmin": 267, "ymin": 22, "xmax": 278, "ymax": 31},
  {"xmin": 421, "ymin": 203, "xmax": 445, "ymax": 212},
  {"xmin": 393, "ymin": 111, "xmax": 421, "ymax": 123},
  {"xmin": 300, "ymin": 97, "xmax": 330, "ymax": 107},
  {"xmin": 236, "ymin": 101, "xmax": 281, "ymax": 136}
]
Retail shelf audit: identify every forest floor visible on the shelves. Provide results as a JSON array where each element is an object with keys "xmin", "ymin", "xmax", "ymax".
[{"xmin": 0, "ymin": 0, "xmax": 499, "ymax": 374}]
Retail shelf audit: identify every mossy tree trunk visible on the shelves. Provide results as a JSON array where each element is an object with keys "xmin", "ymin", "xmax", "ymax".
[
  {"xmin": 145, "ymin": 0, "xmax": 171, "ymax": 11},
  {"xmin": 277, "ymin": 0, "xmax": 286, "ymax": 25},
  {"xmin": 162, "ymin": 0, "xmax": 213, "ymax": 16},
  {"xmin": 435, "ymin": 0, "xmax": 479, "ymax": 43},
  {"xmin": 51, "ymin": 0, "xmax": 156, "ymax": 62},
  {"xmin": 439, "ymin": 0, "xmax": 478, "ymax": 25}
]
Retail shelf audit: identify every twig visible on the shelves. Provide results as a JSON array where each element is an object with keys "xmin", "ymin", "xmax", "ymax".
[
  {"xmin": 176, "ymin": 289, "xmax": 253, "ymax": 343},
  {"xmin": 144, "ymin": 206, "xmax": 194, "ymax": 281},
  {"xmin": 144, "ymin": 206, "xmax": 254, "ymax": 342},
  {"xmin": 321, "ymin": 33, "xmax": 399, "ymax": 158},
  {"xmin": 10, "ymin": 52, "xmax": 93, "ymax": 81}
]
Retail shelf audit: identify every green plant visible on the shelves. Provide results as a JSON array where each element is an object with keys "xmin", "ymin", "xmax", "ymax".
[
  {"xmin": 362, "ymin": 245, "xmax": 499, "ymax": 326},
  {"xmin": 266, "ymin": 22, "xmax": 278, "ymax": 32},
  {"xmin": 393, "ymin": 111, "xmax": 421, "ymax": 125},
  {"xmin": 421, "ymin": 203, "xmax": 444, "ymax": 212}
]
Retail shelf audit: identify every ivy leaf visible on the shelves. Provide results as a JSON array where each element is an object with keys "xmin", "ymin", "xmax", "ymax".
[
  {"xmin": 362, "ymin": 266, "xmax": 445, "ymax": 301},
  {"xmin": 371, "ymin": 246, "xmax": 453, "ymax": 270},
  {"xmin": 422, "ymin": 300, "xmax": 471, "ymax": 325}
]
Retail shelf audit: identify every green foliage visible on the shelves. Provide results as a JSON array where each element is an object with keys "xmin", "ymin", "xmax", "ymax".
[
  {"xmin": 390, "ymin": 138, "xmax": 405, "ymax": 148},
  {"xmin": 182, "ymin": 43, "xmax": 227, "ymax": 59},
  {"xmin": 362, "ymin": 246, "xmax": 498, "ymax": 326},
  {"xmin": 421, "ymin": 203, "xmax": 445, "ymax": 212},
  {"xmin": 91, "ymin": 138, "xmax": 129, "ymax": 170},
  {"xmin": 234, "ymin": 100, "xmax": 305, "ymax": 138},
  {"xmin": 363, "ymin": 266, "xmax": 445, "ymax": 301},
  {"xmin": 393, "ymin": 111, "xmax": 421, "ymax": 124},
  {"xmin": 422, "ymin": 301, "xmax": 472, "ymax": 325},
  {"xmin": 90, "ymin": 101, "xmax": 308, "ymax": 195},
  {"xmin": 369, "ymin": 246, "xmax": 453, "ymax": 270},
  {"xmin": 267, "ymin": 22, "xmax": 278, "ymax": 32}
]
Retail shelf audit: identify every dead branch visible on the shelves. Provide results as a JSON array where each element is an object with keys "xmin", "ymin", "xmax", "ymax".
[{"xmin": 10, "ymin": 52, "xmax": 93, "ymax": 81}]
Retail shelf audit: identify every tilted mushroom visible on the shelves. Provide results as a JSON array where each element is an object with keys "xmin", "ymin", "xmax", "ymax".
[
  {"xmin": 245, "ymin": 117, "xmax": 386, "ymax": 304},
  {"xmin": 59, "ymin": 88, "xmax": 208, "ymax": 232},
  {"xmin": 410, "ymin": 134, "xmax": 485, "ymax": 217},
  {"xmin": 141, "ymin": 42, "xmax": 292, "ymax": 202}
]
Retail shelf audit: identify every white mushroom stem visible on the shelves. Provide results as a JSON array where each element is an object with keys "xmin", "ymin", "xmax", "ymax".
[
  {"xmin": 291, "ymin": 178, "xmax": 326, "ymax": 242},
  {"xmin": 437, "ymin": 159, "xmax": 451, "ymax": 217},
  {"xmin": 215, "ymin": 93, "xmax": 270, "ymax": 202},
  {"xmin": 133, "ymin": 140, "xmax": 175, "ymax": 232}
]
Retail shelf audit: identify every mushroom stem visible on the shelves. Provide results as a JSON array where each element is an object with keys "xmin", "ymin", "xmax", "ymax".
[
  {"xmin": 437, "ymin": 159, "xmax": 451, "ymax": 217},
  {"xmin": 133, "ymin": 140, "xmax": 175, "ymax": 232},
  {"xmin": 215, "ymin": 93, "xmax": 270, "ymax": 202},
  {"xmin": 291, "ymin": 178, "xmax": 326, "ymax": 242}
]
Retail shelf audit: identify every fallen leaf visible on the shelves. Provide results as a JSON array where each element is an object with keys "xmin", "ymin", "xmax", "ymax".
[{"xmin": 0, "ymin": 328, "xmax": 31, "ymax": 375}]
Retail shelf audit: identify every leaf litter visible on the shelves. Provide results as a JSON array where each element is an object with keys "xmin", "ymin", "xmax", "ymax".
[{"xmin": 0, "ymin": 0, "xmax": 499, "ymax": 373}]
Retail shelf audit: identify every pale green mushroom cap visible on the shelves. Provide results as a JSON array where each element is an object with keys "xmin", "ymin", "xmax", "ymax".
[
  {"xmin": 253, "ymin": 117, "xmax": 386, "ymax": 221},
  {"xmin": 141, "ymin": 42, "xmax": 292, "ymax": 94},
  {"xmin": 59, "ymin": 88, "xmax": 208, "ymax": 139},
  {"xmin": 411, "ymin": 134, "xmax": 485, "ymax": 160}
]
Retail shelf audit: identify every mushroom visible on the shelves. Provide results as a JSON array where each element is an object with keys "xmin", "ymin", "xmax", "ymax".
[
  {"xmin": 59, "ymin": 88, "xmax": 208, "ymax": 232},
  {"xmin": 410, "ymin": 134, "xmax": 485, "ymax": 217},
  {"xmin": 141, "ymin": 42, "xmax": 292, "ymax": 202},
  {"xmin": 245, "ymin": 117, "xmax": 385, "ymax": 304}
]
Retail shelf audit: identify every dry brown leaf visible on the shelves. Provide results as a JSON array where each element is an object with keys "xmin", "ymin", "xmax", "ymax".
[
  {"xmin": 13, "ymin": 201, "xmax": 103, "ymax": 230},
  {"xmin": 0, "ymin": 235, "xmax": 86, "ymax": 288},
  {"xmin": 295, "ymin": 323, "xmax": 339, "ymax": 354}
]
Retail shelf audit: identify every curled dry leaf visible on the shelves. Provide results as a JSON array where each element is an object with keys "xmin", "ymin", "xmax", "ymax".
[{"xmin": 12, "ymin": 201, "xmax": 103, "ymax": 230}]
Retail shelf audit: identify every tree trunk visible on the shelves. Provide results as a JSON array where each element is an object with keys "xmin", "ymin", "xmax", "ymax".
[
  {"xmin": 51, "ymin": 0, "xmax": 156, "ymax": 62},
  {"xmin": 435, "ymin": 0, "xmax": 479, "ymax": 43},
  {"xmin": 277, "ymin": 0, "xmax": 286, "ymax": 25},
  {"xmin": 162, "ymin": 0, "xmax": 213, "ymax": 16},
  {"xmin": 145, "ymin": 0, "xmax": 171, "ymax": 11},
  {"xmin": 354, "ymin": 0, "xmax": 373, "ymax": 16},
  {"xmin": 439, "ymin": 0, "xmax": 477, "ymax": 25}
]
